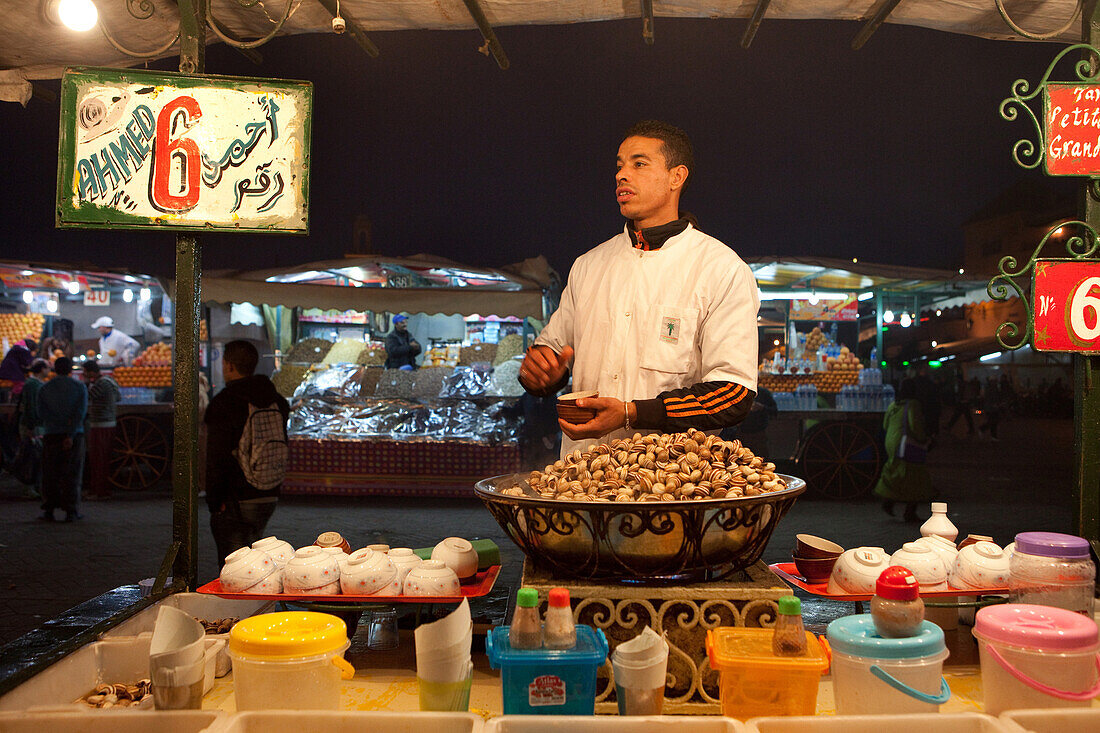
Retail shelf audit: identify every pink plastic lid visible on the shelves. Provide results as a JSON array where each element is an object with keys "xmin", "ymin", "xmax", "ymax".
[{"xmin": 974, "ymin": 604, "xmax": 1099, "ymax": 652}]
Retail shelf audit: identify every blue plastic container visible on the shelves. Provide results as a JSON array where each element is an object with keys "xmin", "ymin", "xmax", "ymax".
[{"xmin": 486, "ymin": 625, "xmax": 608, "ymax": 715}]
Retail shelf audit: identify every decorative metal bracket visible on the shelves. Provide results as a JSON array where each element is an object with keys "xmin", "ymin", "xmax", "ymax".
[
  {"xmin": 999, "ymin": 43, "xmax": 1100, "ymax": 170},
  {"xmin": 994, "ymin": 0, "xmax": 1083, "ymax": 41},
  {"xmin": 987, "ymin": 220, "xmax": 1100, "ymax": 350}
]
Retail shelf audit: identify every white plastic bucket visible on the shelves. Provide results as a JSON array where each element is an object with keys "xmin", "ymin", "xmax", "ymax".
[
  {"xmin": 830, "ymin": 647, "xmax": 950, "ymax": 715},
  {"xmin": 974, "ymin": 634, "xmax": 1100, "ymax": 715}
]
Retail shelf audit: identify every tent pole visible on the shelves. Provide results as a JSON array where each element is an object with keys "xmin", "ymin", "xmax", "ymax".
[
  {"xmin": 851, "ymin": 0, "xmax": 904, "ymax": 50},
  {"xmin": 741, "ymin": 0, "xmax": 771, "ymax": 48}
]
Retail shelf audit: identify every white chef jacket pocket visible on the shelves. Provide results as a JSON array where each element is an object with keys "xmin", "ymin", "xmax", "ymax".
[{"xmin": 640, "ymin": 305, "xmax": 698, "ymax": 374}]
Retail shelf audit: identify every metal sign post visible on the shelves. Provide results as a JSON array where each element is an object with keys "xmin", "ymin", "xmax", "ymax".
[{"xmin": 997, "ymin": 5, "xmax": 1100, "ymax": 548}]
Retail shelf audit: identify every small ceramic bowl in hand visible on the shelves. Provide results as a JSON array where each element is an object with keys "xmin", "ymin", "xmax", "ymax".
[
  {"xmin": 283, "ymin": 546, "xmax": 341, "ymax": 593},
  {"xmin": 827, "ymin": 547, "xmax": 891, "ymax": 595},
  {"xmin": 951, "ymin": 541, "xmax": 1011, "ymax": 589},
  {"xmin": 340, "ymin": 548, "xmax": 400, "ymax": 595},
  {"xmin": 794, "ymin": 534, "xmax": 844, "ymax": 559},
  {"xmin": 251, "ymin": 537, "xmax": 295, "ymax": 568},
  {"xmin": 220, "ymin": 547, "xmax": 277, "ymax": 592},
  {"xmin": 403, "ymin": 560, "xmax": 461, "ymax": 597},
  {"xmin": 911, "ymin": 535, "xmax": 958, "ymax": 570},
  {"xmin": 388, "ymin": 548, "xmax": 423, "ymax": 587},
  {"xmin": 890, "ymin": 542, "xmax": 949, "ymax": 591},
  {"xmin": 557, "ymin": 390, "xmax": 599, "ymax": 424},
  {"xmin": 431, "ymin": 537, "xmax": 479, "ymax": 581}
]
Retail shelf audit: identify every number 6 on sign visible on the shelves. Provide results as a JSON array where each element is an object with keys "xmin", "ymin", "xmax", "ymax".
[
  {"xmin": 1070, "ymin": 277, "xmax": 1100, "ymax": 342},
  {"xmin": 1034, "ymin": 261, "xmax": 1100, "ymax": 352},
  {"xmin": 151, "ymin": 95, "xmax": 202, "ymax": 213}
]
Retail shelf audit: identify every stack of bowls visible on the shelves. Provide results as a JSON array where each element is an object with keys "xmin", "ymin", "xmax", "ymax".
[{"xmin": 793, "ymin": 534, "xmax": 844, "ymax": 583}]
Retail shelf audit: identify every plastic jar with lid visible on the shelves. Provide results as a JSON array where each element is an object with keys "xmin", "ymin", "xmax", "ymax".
[{"xmin": 1009, "ymin": 532, "xmax": 1096, "ymax": 616}]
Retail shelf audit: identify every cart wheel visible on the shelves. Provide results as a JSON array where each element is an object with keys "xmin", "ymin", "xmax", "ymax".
[
  {"xmin": 797, "ymin": 421, "xmax": 882, "ymax": 500},
  {"xmin": 109, "ymin": 415, "xmax": 171, "ymax": 491}
]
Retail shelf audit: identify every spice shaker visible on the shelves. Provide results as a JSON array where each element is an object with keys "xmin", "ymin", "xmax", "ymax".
[
  {"xmin": 871, "ymin": 566, "xmax": 924, "ymax": 638},
  {"xmin": 544, "ymin": 587, "xmax": 577, "ymax": 649},
  {"xmin": 509, "ymin": 587, "xmax": 543, "ymax": 649},
  {"xmin": 771, "ymin": 596, "xmax": 808, "ymax": 656}
]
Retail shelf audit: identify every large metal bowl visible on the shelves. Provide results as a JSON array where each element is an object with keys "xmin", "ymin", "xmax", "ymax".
[{"xmin": 475, "ymin": 472, "xmax": 805, "ymax": 583}]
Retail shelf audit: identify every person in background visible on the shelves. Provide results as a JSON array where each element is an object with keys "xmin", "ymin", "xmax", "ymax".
[
  {"xmin": 910, "ymin": 363, "xmax": 941, "ymax": 439},
  {"xmin": 16, "ymin": 358, "xmax": 50, "ymax": 499},
  {"xmin": 875, "ymin": 378, "xmax": 933, "ymax": 523},
  {"xmin": 384, "ymin": 314, "xmax": 420, "ymax": 370},
  {"xmin": 37, "ymin": 357, "xmax": 86, "ymax": 522},
  {"xmin": 206, "ymin": 340, "xmax": 290, "ymax": 566},
  {"xmin": 519, "ymin": 120, "xmax": 759, "ymax": 456},
  {"xmin": 38, "ymin": 336, "xmax": 73, "ymax": 363},
  {"xmin": 82, "ymin": 361, "xmax": 120, "ymax": 500},
  {"xmin": 0, "ymin": 338, "xmax": 38, "ymax": 396},
  {"xmin": 944, "ymin": 372, "xmax": 976, "ymax": 436},
  {"xmin": 90, "ymin": 316, "xmax": 139, "ymax": 367}
]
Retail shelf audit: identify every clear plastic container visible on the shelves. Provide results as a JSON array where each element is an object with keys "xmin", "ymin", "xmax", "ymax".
[{"xmin": 1009, "ymin": 532, "xmax": 1096, "ymax": 616}]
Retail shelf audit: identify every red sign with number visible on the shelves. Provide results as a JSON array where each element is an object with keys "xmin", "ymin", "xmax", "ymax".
[{"xmin": 1033, "ymin": 260, "xmax": 1100, "ymax": 352}]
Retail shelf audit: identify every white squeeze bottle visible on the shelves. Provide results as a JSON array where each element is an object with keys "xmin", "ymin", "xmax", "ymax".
[{"xmin": 920, "ymin": 502, "xmax": 959, "ymax": 543}]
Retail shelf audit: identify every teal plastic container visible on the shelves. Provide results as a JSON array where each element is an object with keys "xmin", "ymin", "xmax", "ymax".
[{"xmin": 486, "ymin": 625, "xmax": 608, "ymax": 715}]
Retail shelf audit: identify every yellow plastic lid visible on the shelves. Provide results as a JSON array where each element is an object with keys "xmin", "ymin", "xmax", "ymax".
[
  {"xmin": 229, "ymin": 611, "xmax": 349, "ymax": 659},
  {"xmin": 706, "ymin": 627, "xmax": 829, "ymax": 673}
]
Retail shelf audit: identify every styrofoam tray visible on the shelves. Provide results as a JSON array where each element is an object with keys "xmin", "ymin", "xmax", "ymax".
[
  {"xmin": 484, "ymin": 716, "xmax": 745, "ymax": 732},
  {"xmin": 999, "ymin": 707, "xmax": 1100, "ymax": 732},
  {"xmin": 0, "ymin": 710, "xmax": 223, "ymax": 732},
  {"xmin": 215, "ymin": 711, "xmax": 483, "ymax": 733},
  {"xmin": 100, "ymin": 593, "xmax": 274, "ymax": 638},
  {"xmin": 745, "ymin": 713, "xmax": 1010, "ymax": 733},
  {"xmin": 0, "ymin": 636, "xmax": 221, "ymax": 712}
]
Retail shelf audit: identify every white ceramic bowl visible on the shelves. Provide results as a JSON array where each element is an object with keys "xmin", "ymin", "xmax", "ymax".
[
  {"xmin": 403, "ymin": 560, "xmax": 461, "ymax": 597},
  {"xmin": 220, "ymin": 547, "xmax": 277, "ymax": 592},
  {"xmin": 388, "ymin": 548, "xmax": 423, "ymax": 587},
  {"xmin": 431, "ymin": 537, "xmax": 479, "ymax": 581},
  {"xmin": 242, "ymin": 567, "xmax": 283, "ymax": 594},
  {"xmin": 826, "ymin": 547, "xmax": 891, "ymax": 594},
  {"xmin": 320, "ymin": 546, "xmax": 352, "ymax": 574},
  {"xmin": 890, "ymin": 542, "xmax": 949, "ymax": 590},
  {"xmin": 951, "ymin": 541, "xmax": 1011, "ymax": 589},
  {"xmin": 367, "ymin": 544, "xmax": 390, "ymax": 553},
  {"xmin": 283, "ymin": 546, "xmax": 341, "ymax": 592},
  {"xmin": 251, "ymin": 537, "xmax": 295, "ymax": 568},
  {"xmin": 911, "ymin": 535, "xmax": 958, "ymax": 571},
  {"xmin": 340, "ymin": 548, "xmax": 400, "ymax": 595}
]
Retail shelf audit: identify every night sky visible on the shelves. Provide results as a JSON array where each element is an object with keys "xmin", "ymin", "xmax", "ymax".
[{"xmin": 0, "ymin": 18, "xmax": 1079, "ymax": 280}]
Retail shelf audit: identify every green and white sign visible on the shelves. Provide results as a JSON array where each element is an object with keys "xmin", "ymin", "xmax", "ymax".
[{"xmin": 57, "ymin": 67, "xmax": 312, "ymax": 234}]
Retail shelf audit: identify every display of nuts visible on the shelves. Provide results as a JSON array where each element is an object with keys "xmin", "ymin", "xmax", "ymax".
[
  {"xmin": 503, "ymin": 429, "xmax": 787, "ymax": 502},
  {"xmin": 197, "ymin": 616, "xmax": 239, "ymax": 634},
  {"xmin": 79, "ymin": 678, "xmax": 152, "ymax": 708}
]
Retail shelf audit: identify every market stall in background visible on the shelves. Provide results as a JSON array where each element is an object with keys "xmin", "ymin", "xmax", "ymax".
[{"xmin": 191, "ymin": 254, "xmax": 556, "ymax": 497}]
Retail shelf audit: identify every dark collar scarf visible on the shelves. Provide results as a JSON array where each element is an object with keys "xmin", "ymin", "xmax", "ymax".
[{"xmin": 628, "ymin": 217, "xmax": 691, "ymax": 251}]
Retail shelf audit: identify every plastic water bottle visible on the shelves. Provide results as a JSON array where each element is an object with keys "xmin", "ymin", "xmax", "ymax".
[{"xmin": 882, "ymin": 384, "xmax": 895, "ymax": 410}]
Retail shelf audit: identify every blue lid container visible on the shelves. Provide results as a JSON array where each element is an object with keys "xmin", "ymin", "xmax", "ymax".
[
  {"xmin": 486, "ymin": 625, "xmax": 608, "ymax": 715},
  {"xmin": 826, "ymin": 615, "xmax": 946, "ymax": 659}
]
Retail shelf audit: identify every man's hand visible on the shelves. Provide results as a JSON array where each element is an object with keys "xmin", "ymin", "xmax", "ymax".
[
  {"xmin": 559, "ymin": 396, "xmax": 630, "ymax": 440},
  {"xmin": 519, "ymin": 345, "xmax": 574, "ymax": 394}
]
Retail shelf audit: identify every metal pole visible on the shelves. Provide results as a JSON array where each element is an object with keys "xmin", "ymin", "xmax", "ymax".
[
  {"xmin": 172, "ymin": 0, "xmax": 205, "ymax": 590},
  {"xmin": 875, "ymin": 290, "xmax": 884, "ymax": 369},
  {"xmin": 1077, "ymin": 0, "xmax": 1100, "ymax": 548}
]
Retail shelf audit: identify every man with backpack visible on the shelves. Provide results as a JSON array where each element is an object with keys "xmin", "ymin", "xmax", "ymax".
[{"xmin": 205, "ymin": 340, "xmax": 290, "ymax": 566}]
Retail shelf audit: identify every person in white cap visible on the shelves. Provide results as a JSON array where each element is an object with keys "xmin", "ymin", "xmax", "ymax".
[{"xmin": 91, "ymin": 316, "xmax": 139, "ymax": 367}]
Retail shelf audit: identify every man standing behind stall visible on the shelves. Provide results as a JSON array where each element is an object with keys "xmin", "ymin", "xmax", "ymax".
[
  {"xmin": 384, "ymin": 314, "xmax": 421, "ymax": 370},
  {"xmin": 206, "ymin": 340, "xmax": 290, "ymax": 566},
  {"xmin": 91, "ymin": 316, "xmax": 139, "ymax": 367},
  {"xmin": 519, "ymin": 120, "xmax": 759, "ymax": 456},
  {"xmin": 37, "ymin": 357, "xmax": 86, "ymax": 522}
]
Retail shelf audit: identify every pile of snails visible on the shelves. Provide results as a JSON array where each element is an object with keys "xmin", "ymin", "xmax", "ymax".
[
  {"xmin": 502, "ymin": 429, "xmax": 787, "ymax": 502},
  {"xmin": 78, "ymin": 680, "xmax": 153, "ymax": 708}
]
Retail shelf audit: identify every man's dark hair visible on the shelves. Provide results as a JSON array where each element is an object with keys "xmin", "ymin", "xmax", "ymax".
[
  {"xmin": 29, "ymin": 358, "xmax": 49, "ymax": 375},
  {"xmin": 224, "ymin": 340, "xmax": 259, "ymax": 376},
  {"xmin": 83, "ymin": 361, "xmax": 101, "ymax": 375},
  {"xmin": 24, "ymin": 339, "xmax": 37, "ymax": 353},
  {"xmin": 54, "ymin": 357, "xmax": 73, "ymax": 376},
  {"xmin": 624, "ymin": 120, "xmax": 694, "ymax": 173}
]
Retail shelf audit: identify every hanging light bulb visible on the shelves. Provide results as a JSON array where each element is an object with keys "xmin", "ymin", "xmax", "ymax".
[
  {"xmin": 47, "ymin": 299, "xmax": 58, "ymax": 313},
  {"xmin": 900, "ymin": 312, "xmax": 913, "ymax": 328},
  {"xmin": 140, "ymin": 287, "xmax": 152, "ymax": 302},
  {"xmin": 931, "ymin": 340, "xmax": 938, "ymax": 347},
  {"xmin": 57, "ymin": 0, "xmax": 98, "ymax": 31},
  {"xmin": 808, "ymin": 291, "xmax": 820, "ymax": 305},
  {"xmin": 67, "ymin": 281, "xmax": 80, "ymax": 294},
  {"xmin": 123, "ymin": 288, "xmax": 134, "ymax": 303},
  {"xmin": 22, "ymin": 291, "xmax": 33, "ymax": 304},
  {"xmin": 935, "ymin": 309, "xmax": 942, "ymax": 317},
  {"xmin": 883, "ymin": 309, "xmax": 895, "ymax": 323}
]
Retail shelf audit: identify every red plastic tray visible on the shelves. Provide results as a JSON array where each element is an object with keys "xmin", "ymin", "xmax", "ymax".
[
  {"xmin": 196, "ymin": 565, "xmax": 500, "ymax": 603},
  {"xmin": 769, "ymin": 562, "xmax": 1008, "ymax": 602}
]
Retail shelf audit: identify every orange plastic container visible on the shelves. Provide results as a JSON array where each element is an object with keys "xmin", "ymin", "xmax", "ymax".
[{"xmin": 705, "ymin": 627, "xmax": 830, "ymax": 720}]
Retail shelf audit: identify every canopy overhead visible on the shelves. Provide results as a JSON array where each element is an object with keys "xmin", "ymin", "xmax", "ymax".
[
  {"xmin": 185, "ymin": 254, "xmax": 552, "ymax": 319},
  {"xmin": 745, "ymin": 255, "xmax": 980, "ymax": 300},
  {"xmin": 0, "ymin": 0, "xmax": 1077, "ymax": 96}
]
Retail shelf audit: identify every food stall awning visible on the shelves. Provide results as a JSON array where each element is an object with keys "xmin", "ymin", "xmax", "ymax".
[
  {"xmin": 745, "ymin": 255, "xmax": 980, "ymax": 300},
  {"xmin": 0, "ymin": 0, "xmax": 1077, "ymax": 90}
]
